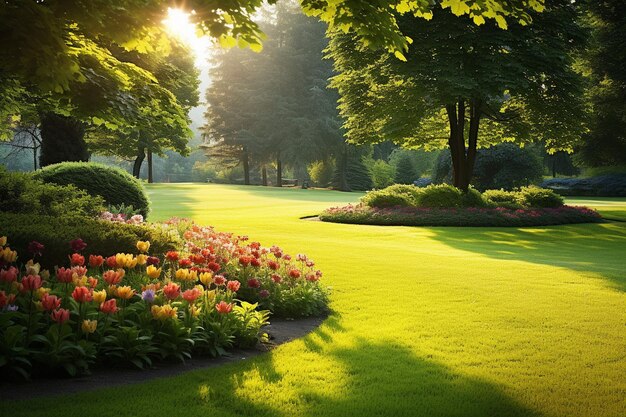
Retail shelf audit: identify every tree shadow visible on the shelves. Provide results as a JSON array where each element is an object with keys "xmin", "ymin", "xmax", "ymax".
[
  {"xmin": 427, "ymin": 223, "xmax": 626, "ymax": 291},
  {"xmin": 193, "ymin": 337, "xmax": 542, "ymax": 417}
]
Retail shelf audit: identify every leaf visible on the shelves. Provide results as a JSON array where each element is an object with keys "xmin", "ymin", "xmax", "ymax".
[
  {"xmin": 495, "ymin": 15, "xmax": 508, "ymax": 30},
  {"xmin": 472, "ymin": 15, "xmax": 485, "ymax": 25},
  {"xmin": 394, "ymin": 50, "xmax": 407, "ymax": 62}
]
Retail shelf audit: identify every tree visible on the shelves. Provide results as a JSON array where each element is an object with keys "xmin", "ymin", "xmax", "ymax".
[
  {"xmin": 204, "ymin": 3, "xmax": 344, "ymax": 186},
  {"xmin": 394, "ymin": 153, "xmax": 418, "ymax": 184},
  {"xmin": 332, "ymin": 145, "xmax": 373, "ymax": 191},
  {"xmin": 576, "ymin": 0, "xmax": 626, "ymax": 167},
  {"xmin": 327, "ymin": 0, "xmax": 586, "ymax": 191}
]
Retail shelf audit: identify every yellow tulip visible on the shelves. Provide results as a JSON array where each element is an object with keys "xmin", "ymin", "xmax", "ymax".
[
  {"xmin": 136, "ymin": 241, "xmax": 150, "ymax": 253},
  {"xmin": 81, "ymin": 319, "xmax": 98, "ymax": 334},
  {"xmin": 36, "ymin": 287, "xmax": 51, "ymax": 300},
  {"xmin": 92, "ymin": 289, "xmax": 107, "ymax": 304},
  {"xmin": 0, "ymin": 236, "xmax": 6, "ymax": 246},
  {"xmin": 40, "ymin": 269, "xmax": 50, "ymax": 280},
  {"xmin": 199, "ymin": 272, "xmax": 213, "ymax": 286},
  {"xmin": 151, "ymin": 304, "xmax": 178, "ymax": 320},
  {"xmin": 25, "ymin": 260, "xmax": 40, "ymax": 276},
  {"xmin": 136, "ymin": 254, "xmax": 147, "ymax": 266},
  {"xmin": 1, "ymin": 247, "xmax": 17, "ymax": 262},
  {"xmin": 146, "ymin": 265, "xmax": 162, "ymax": 279},
  {"xmin": 175, "ymin": 268, "xmax": 190, "ymax": 281},
  {"xmin": 116, "ymin": 285, "xmax": 135, "ymax": 300},
  {"xmin": 73, "ymin": 274, "xmax": 88, "ymax": 287}
]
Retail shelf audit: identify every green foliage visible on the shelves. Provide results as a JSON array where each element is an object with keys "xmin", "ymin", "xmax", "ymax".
[
  {"xmin": 332, "ymin": 150, "xmax": 373, "ymax": 192},
  {"xmin": 460, "ymin": 187, "xmax": 489, "ymax": 208},
  {"xmin": 367, "ymin": 159, "xmax": 396, "ymax": 189},
  {"xmin": 388, "ymin": 148, "xmax": 437, "ymax": 177},
  {"xmin": 308, "ymin": 160, "xmax": 335, "ymax": 187},
  {"xmin": 542, "ymin": 175, "xmax": 626, "ymax": 197},
  {"xmin": 417, "ymin": 184, "xmax": 464, "ymax": 208},
  {"xmin": 0, "ymin": 213, "xmax": 179, "ymax": 269},
  {"xmin": 39, "ymin": 113, "xmax": 90, "ymax": 167},
  {"xmin": 231, "ymin": 302, "xmax": 270, "ymax": 348},
  {"xmin": 33, "ymin": 162, "xmax": 150, "ymax": 217},
  {"xmin": 361, "ymin": 190, "xmax": 415, "ymax": 208},
  {"xmin": 434, "ymin": 144, "xmax": 544, "ymax": 191},
  {"xmin": 483, "ymin": 189, "xmax": 524, "ymax": 209},
  {"xmin": 0, "ymin": 166, "xmax": 104, "ymax": 218},
  {"xmin": 393, "ymin": 152, "xmax": 418, "ymax": 184},
  {"xmin": 517, "ymin": 186, "xmax": 564, "ymax": 208}
]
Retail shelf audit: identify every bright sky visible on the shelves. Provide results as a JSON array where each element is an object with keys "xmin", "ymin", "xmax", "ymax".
[{"xmin": 162, "ymin": 8, "xmax": 211, "ymax": 68}]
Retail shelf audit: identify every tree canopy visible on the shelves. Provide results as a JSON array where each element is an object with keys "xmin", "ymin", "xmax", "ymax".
[{"xmin": 327, "ymin": 0, "xmax": 586, "ymax": 190}]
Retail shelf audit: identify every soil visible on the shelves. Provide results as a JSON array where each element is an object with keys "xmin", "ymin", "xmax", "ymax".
[{"xmin": 0, "ymin": 316, "xmax": 325, "ymax": 401}]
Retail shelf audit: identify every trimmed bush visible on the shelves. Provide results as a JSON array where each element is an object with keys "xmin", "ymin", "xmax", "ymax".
[
  {"xmin": 460, "ymin": 187, "xmax": 489, "ymax": 208},
  {"xmin": 33, "ymin": 162, "xmax": 150, "ymax": 217},
  {"xmin": 517, "ymin": 186, "xmax": 564, "ymax": 208},
  {"xmin": 0, "ymin": 213, "xmax": 179, "ymax": 269},
  {"xmin": 483, "ymin": 189, "xmax": 524, "ymax": 210},
  {"xmin": 0, "ymin": 167, "xmax": 104, "ymax": 218},
  {"xmin": 361, "ymin": 191, "xmax": 414, "ymax": 208},
  {"xmin": 417, "ymin": 184, "xmax": 463, "ymax": 208}
]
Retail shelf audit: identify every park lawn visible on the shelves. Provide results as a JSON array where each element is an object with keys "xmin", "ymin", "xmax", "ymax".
[
  {"xmin": 5, "ymin": 183, "xmax": 626, "ymax": 417},
  {"xmin": 565, "ymin": 196, "xmax": 626, "ymax": 221}
]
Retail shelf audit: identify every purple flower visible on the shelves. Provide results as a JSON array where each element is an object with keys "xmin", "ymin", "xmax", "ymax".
[
  {"xmin": 259, "ymin": 289, "xmax": 270, "ymax": 299},
  {"xmin": 6, "ymin": 305, "xmax": 18, "ymax": 312},
  {"xmin": 141, "ymin": 289, "xmax": 155, "ymax": 303}
]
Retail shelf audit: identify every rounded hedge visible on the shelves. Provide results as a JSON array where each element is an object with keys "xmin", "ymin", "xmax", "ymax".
[{"xmin": 33, "ymin": 162, "xmax": 150, "ymax": 217}]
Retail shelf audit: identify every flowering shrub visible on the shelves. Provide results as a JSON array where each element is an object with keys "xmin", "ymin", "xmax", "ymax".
[
  {"xmin": 0, "ymin": 236, "xmax": 270, "ymax": 379},
  {"xmin": 320, "ymin": 204, "xmax": 603, "ymax": 227}
]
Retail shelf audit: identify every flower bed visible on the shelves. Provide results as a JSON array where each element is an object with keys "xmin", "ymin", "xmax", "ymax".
[
  {"xmin": 319, "ymin": 204, "xmax": 603, "ymax": 227},
  {"xmin": 0, "ymin": 221, "xmax": 327, "ymax": 379}
]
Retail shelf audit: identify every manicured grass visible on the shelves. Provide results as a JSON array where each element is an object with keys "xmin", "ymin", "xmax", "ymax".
[
  {"xmin": 565, "ymin": 196, "xmax": 626, "ymax": 221},
  {"xmin": 5, "ymin": 183, "xmax": 626, "ymax": 417}
]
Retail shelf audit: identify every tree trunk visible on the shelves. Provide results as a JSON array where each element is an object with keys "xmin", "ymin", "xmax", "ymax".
[
  {"xmin": 261, "ymin": 166, "xmax": 268, "ymax": 186},
  {"xmin": 445, "ymin": 99, "xmax": 481, "ymax": 191},
  {"xmin": 276, "ymin": 152, "xmax": 282, "ymax": 187},
  {"xmin": 39, "ymin": 113, "xmax": 88, "ymax": 167},
  {"xmin": 33, "ymin": 146, "xmax": 38, "ymax": 170},
  {"xmin": 133, "ymin": 146, "xmax": 145, "ymax": 178},
  {"xmin": 242, "ymin": 146, "xmax": 250, "ymax": 185},
  {"xmin": 147, "ymin": 149, "xmax": 153, "ymax": 183}
]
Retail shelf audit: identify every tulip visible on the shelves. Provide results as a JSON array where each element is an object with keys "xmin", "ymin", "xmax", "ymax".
[
  {"xmin": 271, "ymin": 274, "xmax": 282, "ymax": 284},
  {"xmin": 81, "ymin": 319, "xmax": 97, "ymax": 334},
  {"xmin": 165, "ymin": 251, "xmax": 179, "ymax": 261},
  {"xmin": 89, "ymin": 255, "xmax": 104, "ymax": 268},
  {"xmin": 100, "ymin": 299, "xmax": 118, "ymax": 314},
  {"xmin": 115, "ymin": 286, "xmax": 135, "ymax": 300},
  {"xmin": 27, "ymin": 241, "xmax": 44, "ymax": 257},
  {"xmin": 199, "ymin": 272, "xmax": 213, "ymax": 286},
  {"xmin": 179, "ymin": 258, "xmax": 192, "ymax": 268},
  {"xmin": 88, "ymin": 277, "xmax": 98, "ymax": 288},
  {"xmin": 247, "ymin": 278, "xmax": 261, "ymax": 289},
  {"xmin": 50, "ymin": 308, "xmax": 70, "ymax": 324},
  {"xmin": 103, "ymin": 269, "xmax": 125, "ymax": 286},
  {"xmin": 25, "ymin": 260, "xmax": 41, "ymax": 276},
  {"xmin": 163, "ymin": 282, "xmax": 180, "ymax": 300},
  {"xmin": 141, "ymin": 289, "xmax": 155, "ymax": 303},
  {"xmin": 146, "ymin": 265, "xmax": 162, "ymax": 279},
  {"xmin": 105, "ymin": 256, "xmax": 117, "ymax": 268},
  {"xmin": 0, "ymin": 236, "xmax": 6, "ymax": 246},
  {"xmin": 70, "ymin": 238, "xmax": 87, "ymax": 252},
  {"xmin": 72, "ymin": 286, "xmax": 93, "ymax": 303},
  {"xmin": 0, "ymin": 266, "xmax": 18, "ymax": 283},
  {"xmin": 136, "ymin": 240, "xmax": 150, "ymax": 253},
  {"xmin": 0, "ymin": 291, "xmax": 7, "ymax": 309},
  {"xmin": 136, "ymin": 254, "xmax": 147, "ymax": 266},
  {"xmin": 182, "ymin": 288, "xmax": 202, "ymax": 303},
  {"xmin": 0, "ymin": 247, "xmax": 17, "ymax": 263},
  {"xmin": 288, "ymin": 269, "xmax": 301, "ymax": 279},
  {"xmin": 151, "ymin": 304, "xmax": 178, "ymax": 320},
  {"xmin": 226, "ymin": 280, "xmax": 241, "ymax": 292},
  {"xmin": 21, "ymin": 274, "xmax": 42, "ymax": 292},
  {"xmin": 306, "ymin": 273, "xmax": 319, "ymax": 282},
  {"xmin": 70, "ymin": 253, "xmax": 85, "ymax": 266},
  {"xmin": 213, "ymin": 275, "xmax": 226, "ymax": 286},
  {"xmin": 72, "ymin": 266, "xmax": 88, "ymax": 277},
  {"xmin": 208, "ymin": 262, "xmax": 220, "ymax": 272},
  {"xmin": 92, "ymin": 289, "xmax": 107, "ymax": 304},
  {"xmin": 146, "ymin": 256, "xmax": 160, "ymax": 266},
  {"xmin": 215, "ymin": 301, "xmax": 232, "ymax": 314},
  {"xmin": 56, "ymin": 267, "xmax": 74, "ymax": 284},
  {"xmin": 259, "ymin": 289, "xmax": 270, "ymax": 298},
  {"xmin": 41, "ymin": 294, "xmax": 62, "ymax": 311}
]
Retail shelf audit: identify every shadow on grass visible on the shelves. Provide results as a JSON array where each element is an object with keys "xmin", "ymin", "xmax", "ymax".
[
  {"xmin": 195, "ymin": 335, "xmax": 541, "ymax": 417},
  {"xmin": 428, "ymin": 223, "xmax": 626, "ymax": 291}
]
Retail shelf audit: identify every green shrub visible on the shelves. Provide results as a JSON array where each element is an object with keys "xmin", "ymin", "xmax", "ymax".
[
  {"xmin": 483, "ymin": 189, "xmax": 524, "ymax": 209},
  {"xmin": 518, "ymin": 186, "xmax": 564, "ymax": 208},
  {"xmin": 416, "ymin": 184, "xmax": 463, "ymax": 208},
  {"xmin": 361, "ymin": 190, "xmax": 414, "ymax": 208},
  {"xmin": 383, "ymin": 184, "xmax": 423, "ymax": 204},
  {"xmin": 393, "ymin": 153, "xmax": 418, "ymax": 184},
  {"xmin": 33, "ymin": 162, "xmax": 150, "ymax": 217},
  {"xmin": 367, "ymin": 159, "xmax": 396, "ymax": 189},
  {"xmin": 308, "ymin": 160, "xmax": 335, "ymax": 187},
  {"xmin": 0, "ymin": 213, "xmax": 179, "ymax": 269},
  {"xmin": 461, "ymin": 187, "xmax": 489, "ymax": 207},
  {"xmin": 0, "ymin": 167, "xmax": 104, "ymax": 217}
]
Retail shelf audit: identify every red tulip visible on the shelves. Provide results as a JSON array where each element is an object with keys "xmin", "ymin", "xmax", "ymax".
[
  {"xmin": 288, "ymin": 269, "xmax": 301, "ymax": 279},
  {"xmin": 165, "ymin": 251, "xmax": 179, "ymax": 261},
  {"xmin": 163, "ymin": 282, "xmax": 181, "ymax": 300},
  {"xmin": 50, "ymin": 308, "xmax": 70, "ymax": 324},
  {"xmin": 226, "ymin": 280, "xmax": 240, "ymax": 292},
  {"xmin": 271, "ymin": 274, "xmax": 282, "ymax": 284},
  {"xmin": 208, "ymin": 262, "xmax": 220, "ymax": 272},
  {"xmin": 41, "ymin": 294, "xmax": 62, "ymax": 311},
  {"xmin": 21, "ymin": 274, "xmax": 42, "ymax": 292},
  {"xmin": 70, "ymin": 253, "xmax": 85, "ymax": 266},
  {"xmin": 247, "ymin": 278, "xmax": 261, "ymax": 289},
  {"xmin": 89, "ymin": 255, "xmax": 104, "ymax": 268},
  {"xmin": 182, "ymin": 288, "xmax": 202, "ymax": 303},
  {"xmin": 0, "ymin": 266, "xmax": 18, "ymax": 283},
  {"xmin": 72, "ymin": 286, "xmax": 92, "ymax": 303},
  {"xmin": 56, "ymin": 267, "xmax": 74, "ymax": 283},
  {"xmin": 105, "ymin": 256, "xmax": 117, "ymax": 268},
  {"xmin": 215, "ymin": 301, "xmax": 232, "ymax": 314},
  {"xmin": 100, "ymin": 299, "xmax": 118, "ymax": 314},
  {"xmin": 70, "ymin": 238, "xmax": 87, "ymax": 252},
  {"xmin": 213, "ymin": 275, "xmax": 226, "ymax": 286}
]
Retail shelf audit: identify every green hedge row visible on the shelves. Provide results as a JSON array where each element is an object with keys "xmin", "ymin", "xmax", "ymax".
[{"xmin": 0, "ymin": 213, "xmax": 180, "ymax": 269}]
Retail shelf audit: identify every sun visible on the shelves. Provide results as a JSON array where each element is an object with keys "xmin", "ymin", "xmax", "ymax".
[{"xmin": 162, "ymin": 8, "xmax": 210, "ymax": 65}]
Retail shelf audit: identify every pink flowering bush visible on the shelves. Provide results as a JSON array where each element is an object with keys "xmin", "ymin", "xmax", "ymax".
[{"xmin": 320, "ymin": 204, "xmax": 602, "ymax": 227}]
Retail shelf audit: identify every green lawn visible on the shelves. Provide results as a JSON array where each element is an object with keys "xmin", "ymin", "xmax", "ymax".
[{"xmin": 6, "ymin": 183, "xmax": 626, "ymax": 417}]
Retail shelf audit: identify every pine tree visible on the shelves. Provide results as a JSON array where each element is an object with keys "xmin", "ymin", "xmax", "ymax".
[{"xmin": 394, "ymin": 153, "xmax": 417, "ymax": 184}]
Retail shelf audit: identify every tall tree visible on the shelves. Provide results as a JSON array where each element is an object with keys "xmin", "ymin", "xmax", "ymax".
[
  {"xmin": 204, "ymin": 3, "xmax": 344, "ymax": 186},
  {"xmin": 576, "ymin": 0, "xmax": 626, "ymax": 167},
  {"xmin": 327, "ymin": 0, "xmax": 586, "ymax": 190}
]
